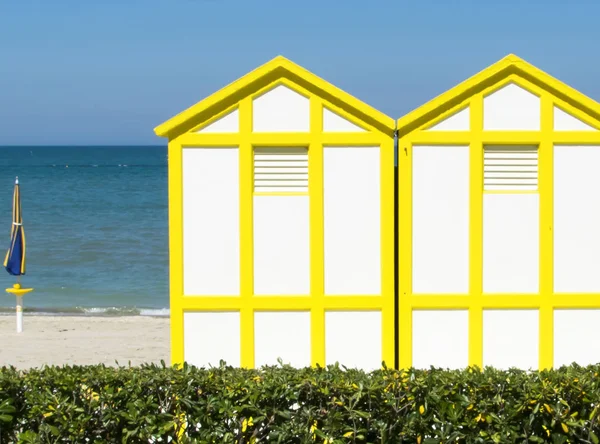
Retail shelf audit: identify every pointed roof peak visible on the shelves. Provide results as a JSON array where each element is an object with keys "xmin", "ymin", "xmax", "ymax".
[
  {"xmin": 269, "ymin": 54, "xmax": 293, "ymax": 64},
  {"xmin": 154, "ymin": 55, "xmax": 395, "ymax": 138},
  {"xmin": 397, "ymin": 54, "xmax": 600, "ymax": 135},
  {"xmin": 503, "ymin": 53, "xmax": 525, "ymax": 63}
]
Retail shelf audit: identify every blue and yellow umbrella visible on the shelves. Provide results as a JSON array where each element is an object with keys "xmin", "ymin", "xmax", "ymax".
[
  {"xmin": 4, "ymin": 177, "xmax": 26, "ymax": 276},
  {"xmin": 4, "ymin": 177, "xmax": 33, "ymax": 333}
]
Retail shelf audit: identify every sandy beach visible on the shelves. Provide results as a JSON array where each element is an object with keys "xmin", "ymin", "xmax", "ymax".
[{"xmin": 0, "ymin": 316, "xmax": 170, "ymax": 369}]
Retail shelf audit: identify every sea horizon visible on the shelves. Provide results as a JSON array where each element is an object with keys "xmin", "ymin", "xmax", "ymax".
[{"xmin": 0, "ymin": 145, "xmax": 169, "ymax": 316}]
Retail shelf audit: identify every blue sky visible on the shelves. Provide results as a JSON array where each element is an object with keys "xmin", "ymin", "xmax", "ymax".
[{"xmin": 1, "ymin": 0, "xmax": 599, "ymax": 145}]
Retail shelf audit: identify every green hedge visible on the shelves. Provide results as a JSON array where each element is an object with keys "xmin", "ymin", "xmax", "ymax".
[{"xmin": 1, "ymin": 362, "xmax": 599, "ymax": 443}]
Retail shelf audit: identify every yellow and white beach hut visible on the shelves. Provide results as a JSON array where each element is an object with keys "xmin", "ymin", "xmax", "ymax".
[
  {"xmin": 155, "ymin": 56, "xmax": 396, "ymax": 370},
  {"xmin": 396, "ymin": 54, "xmax": 600, "ymax": 371}
]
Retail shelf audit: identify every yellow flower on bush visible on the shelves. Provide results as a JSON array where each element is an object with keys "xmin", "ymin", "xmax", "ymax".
[
  {"xmin": 81, "ymin": 386, "xmax": 99, "ymax": 402},
  {"xmin": 309, "ymin": 420, "xmax": 318, "ymax": 440},
  {"xmin": 419, "ymin": 405, "xmax": 425, "ymax": 415},
  {"xmin": 242, "ymin": 417, "xmax": 254, "ymax": 433},
  {"xmin": 176, "ymin": 412, "xmax": 187, "ymax": 441},
  {"xmin": 542, "ymin": 425, "xmax": 550, "ymax": 437}
]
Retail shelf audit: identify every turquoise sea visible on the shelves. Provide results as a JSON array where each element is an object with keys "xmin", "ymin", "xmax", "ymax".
[{"xmin": 0, "ymin": 146, "xmax": 169, "ymax": 316}]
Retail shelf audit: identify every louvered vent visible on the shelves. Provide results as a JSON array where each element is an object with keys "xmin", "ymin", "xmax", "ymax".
[
  {"xmin": 254, "ymin": 147, "xmax": 309, "ymax": 193},
  {"xmin": 484, "ymin": 146, "xmax": 538, "ymax": 191}
]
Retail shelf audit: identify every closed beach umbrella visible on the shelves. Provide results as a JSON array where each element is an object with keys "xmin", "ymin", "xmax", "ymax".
[
  {"xmin": 4, "ymin": 177, "xmax": 25, "ymax": 276},
  {"xmin": 4, "ymin": 177, "xmax": 33, "ymax": 333}
]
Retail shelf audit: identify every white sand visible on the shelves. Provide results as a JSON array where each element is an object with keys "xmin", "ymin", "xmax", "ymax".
[{"xmin": 0, "ymin": 316, "xmax": 170, "ymax": 369}]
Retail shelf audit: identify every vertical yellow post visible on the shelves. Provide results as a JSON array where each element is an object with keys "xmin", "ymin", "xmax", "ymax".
[
  {"xmin": 239, "ymin": 97, "xmax": 255, "ymax": 368},
  {"xmin": 309, "ymin": 97, "xmax": 325, "ymax": 367},
  {"xmin": 468, "ymin": 95, "xmax": 484, "ymax": 368},
  {"xmin": 397, "ymin": 137, "xmax": 413, "ymax": 369},
  {"xmin": 380, "ymin": 136, "xmax": 396, "ymax": 368},
  {"xmin": 539, "ymin": 95, "xmax": 554, "ymax": 369},
  {"xmin": 168, "ymin": 140, "xmax": 184, "ymax": 365}
]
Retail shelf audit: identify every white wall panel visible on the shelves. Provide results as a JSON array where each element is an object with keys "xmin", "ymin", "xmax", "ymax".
[
  {"xmin": 323, "ymin": 108, "xmax": 366, "ymax": 132},
  {"xmin": 483, "ymin": 194, "xmax": 539, "ymax": 293},
  {"xmin": 325, "ymin": 311, "xmax": 382, "ymax": 370},
  {"xmin": 324, "ymin": 147, "xmax": 380, "ymax": 295},
  {"xmin": 554, "ymin": 107, "xmax": 597, "ymax": 131},
  {"xmin": 254, "ymin": 195, "xmax": 310, "ymax": 295},
  {"xmin": 252, "ymin": 84, "xmax": 310, "ymax": 132},
  {"xmin": 483, "ymin": 83, "xmax": 540, "ymax": 130},
  {"xmin": 183, "ymin": 148, "xmax": 239, "ymax": 295},
  {"xmin": 554, "ymin": 146, "xmax": 600, "ymax": 292},
  {"xmin": 483, "ymin": 310, "xmax": 538, "ymax": 369},
  {"xmin": 412, "ymin": 145, "xmax": 470, "ymax": 294},
  {"xmin": 254, "ymin": 311, "xmax": 311, "ymax": 367},
  {"xmin": 184, "ymin": 311, "xmax": 240, "ymax": 367},
  {"xmin": 427, "ymin": 107, "xmax": 470, "ymax": 131},
  {"xmin": 412, "ymin": 310, "xmax": 469, "ymax": 369},
  {"xmin": 196, "ymin": 109, "xmax": 239, "ymax": 133},
  {"xmin": 554, "ymin": 309, "xmax": 600, "ymax": 367}
]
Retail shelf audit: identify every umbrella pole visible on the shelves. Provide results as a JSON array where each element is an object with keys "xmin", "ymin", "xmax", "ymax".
[
  {"xmin": 16, "ymin": 277, "xmax": 23, "ymax": 333},
  {"xmin": 16, "ymin": 296, "xmax": 23, "ymax": 333}
]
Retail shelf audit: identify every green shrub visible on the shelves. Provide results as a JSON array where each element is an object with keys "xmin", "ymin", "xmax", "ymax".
[{"xmin": 0, "ymin": 362, "xmax": 599, "ymax": 443}]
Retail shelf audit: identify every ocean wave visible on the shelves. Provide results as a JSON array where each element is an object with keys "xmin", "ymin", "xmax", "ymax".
[
  {"xmin": 139, "ymin": 308, "xmax": 170, "ymax": 316},
  {"xmin": 0, "ymin": 306, "xmax": 169, "ymax": 317}
]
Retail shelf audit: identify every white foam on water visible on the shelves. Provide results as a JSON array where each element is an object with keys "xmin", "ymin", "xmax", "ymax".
[
  {"xmin": 139, "ymin": 308, "xmax": 170, "ymax": 317},
  {"xmin": 0, "ymin": 306, "xmax": 170, "ymax": 317}
]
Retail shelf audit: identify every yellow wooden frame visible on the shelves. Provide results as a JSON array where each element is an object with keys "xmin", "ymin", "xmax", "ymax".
[
  {"xmin": 157, "ymin": 56, "xmax": 396, "ymax": 368},
  {"xmin": 397, "ymin": 54, "xmax": 600, "ymax": 370}
]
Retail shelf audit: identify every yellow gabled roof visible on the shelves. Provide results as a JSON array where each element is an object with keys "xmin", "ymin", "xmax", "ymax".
[
  {"xmin": 154, "ymin": 55, "xmax": 395, "ymax": 138},
  {"xmin": 397, "ymin": 54, "xmax": 600, "ymax": 136}
]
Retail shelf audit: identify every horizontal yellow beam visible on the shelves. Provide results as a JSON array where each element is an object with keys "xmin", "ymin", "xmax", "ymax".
[
  {"xmin": 178, "ymin": 295, "xmax": 385, "ymax": 311},
  {"xmin": 408, "ymin": 297, "xmax": 550, "ymax": 309},
  {"xmin": 552, "ymin": 295, "xmax": 600, "ymax": 308},
  {"xmin": 180, "ymin": 294, "xmax": 600, "ymax": 311},
  {"xmin": 177, "ymin": 133, "xmax": 309, "ymax": 147},
  {"xmin": 409, "ymin": 294, "xmax": 541, "ymax": 309},
  {"xmin": 407, "ymin": 294, "xmax": 600, "ymax": 310},
  {"xmin": 408, "ymin": 131, "xmax": 600, "ymax": 145},
  {"xmin": 176, "ymin": 132, "xmax": 386, "ymax": 147}
]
